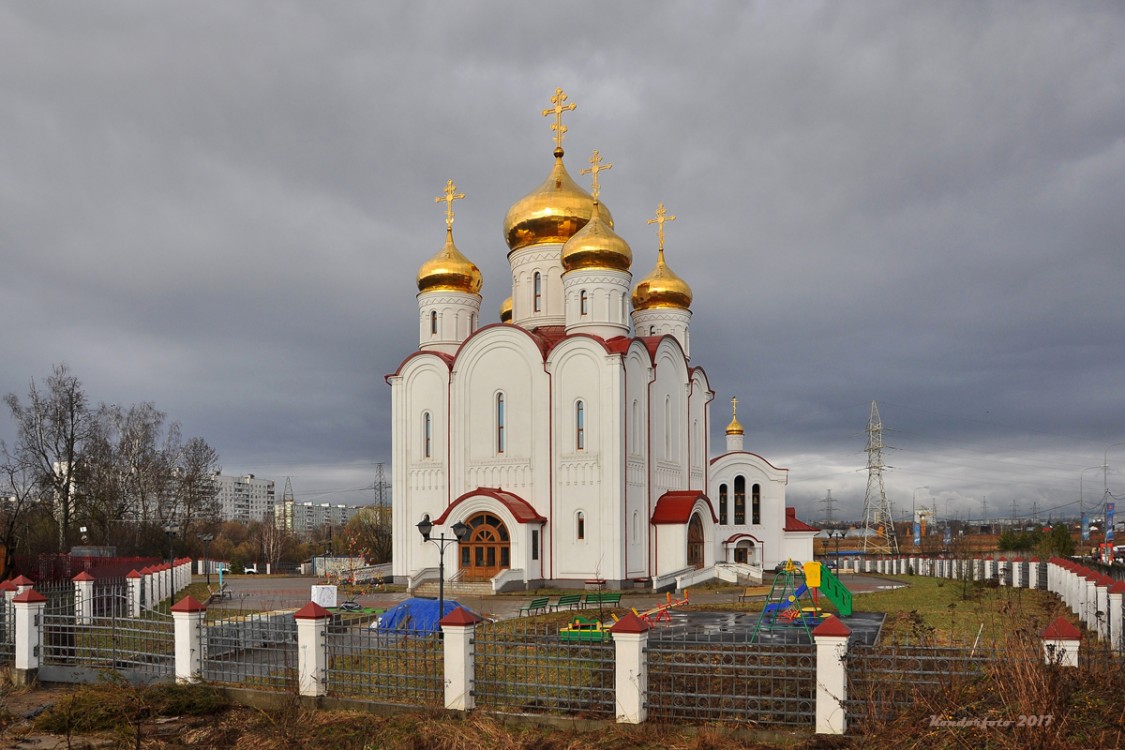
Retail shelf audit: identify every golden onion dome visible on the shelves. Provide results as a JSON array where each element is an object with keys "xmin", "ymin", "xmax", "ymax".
[
  {"xmin": 726, "ymin": 397, "xmax": 744, "ymax": 436},
  {"xmin": 499, "ymin": 296, "xmax": 513, "ymax": 323},
  {"xmin": 560, "ymin": 200, "xmax": 632, "ymax": 272},
  {"xmin": 504, "ymin": 149, "xmax": 613, "ymax": 252},
  {"xmin": 417, "ymin": 228, "xmax": 483, "ymax": 294},
  {"xmin": 632, "ymin": 248, "xmax": 692, "ymax": 311}
]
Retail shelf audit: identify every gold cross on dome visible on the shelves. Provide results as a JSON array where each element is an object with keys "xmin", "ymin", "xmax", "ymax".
[
  {"xmin": 580, "ymin": 150, "xmax": 612, "ymax": 201},
  {"xmin": 542, "ymin": 87, "xmax": 577, "ymax": 151},
  {"xmin": 731, "ymin": 396, "xmax": 739, "ymax": 416},
  {"xmin": 647, "ymin": 202, "xmax": 676, "ymax": 252},
  {"xmin": 434, "ymin": 179, "xmax": 465, "ymax": 229}
]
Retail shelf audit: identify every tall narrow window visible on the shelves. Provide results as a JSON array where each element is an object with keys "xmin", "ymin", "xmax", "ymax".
[
  {"xmin": 575, "ymin": 400, "xmax": 585, "ymax": 450},
  {"xmin": 423, "ymin": 412, "xmax": 432, "ymax": 458},
  {"xmin": 734, "ymin": 476, "xmax": 746, "ymax": 525},
  {"xmin": 719, "ymin": 483, "xmax": 728, "ymax": 525},
  {"xmin": 430, "ymin": 311, "xmax": 438, "ymax": 334},
  {"xmin": 533, "ymin": 272, "xmax": 542, "ymax": 312},
  {"xmin": 752, "ymin": 483, "xmax": 761, "ymax": 525},
  {"xmin": 531, "ymin": 529, "xmax": 539, "ymax": 561},
  {"xmin": 576, "ymin": 511, "xmax": 585, "ymax": 540},
  {"xmin": 496, "ymin": 393, "xmax": 506, "ymax": 454},
  {"xmin": 664, "ymin": 397, "xmax": 671, "ymax": 459},
  {"xmin": 580, "ymin": 289, "xmax": 588, "ymax": 316},
  {"xmin": 631, "ymin": 400, "xmax": 639, "ymax": 454}
]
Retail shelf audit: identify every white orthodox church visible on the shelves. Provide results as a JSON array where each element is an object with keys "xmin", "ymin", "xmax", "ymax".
[{"xmin": 388, "ymin": 90, "xmax": 815, "ymax": 591}]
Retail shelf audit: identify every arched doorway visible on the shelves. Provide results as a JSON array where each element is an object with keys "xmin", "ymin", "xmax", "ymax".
[
  {"xmin": 687, "ymin": 513, "xmax": 705, "ymax": 569},
  {"xmin": 459, "ymin": 512, "xmax": 511, "ymax": 580}
]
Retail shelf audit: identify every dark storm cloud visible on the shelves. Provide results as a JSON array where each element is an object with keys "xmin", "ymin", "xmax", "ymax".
[{"xmin": 2, "ymin": 1, "xmax": 1123, "ymax": 520}]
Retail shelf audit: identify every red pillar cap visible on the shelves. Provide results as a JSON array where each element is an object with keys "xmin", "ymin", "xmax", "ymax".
[
  {"xmin": 13, "ymin": 588, "xmax": 47, "ymax": 604},
  {"xmin": 439, "ymin": 607, "xmax": 484, "ymax": 627},
  {"xmin": 72, "ymin": 571, "xmax": 96, "ymax": 582},
  {"xmin": 294, "ymin": 601, "xmax": 332, "ymax": 620},
  {"xmin": 126, "ymin": 569, "xmax": 143, "ymax": 579},
  {"xmin": 812, "ymin": 617, "xmax": 852, "ymax": 638},
  {"xmin": 170, "ymin": 595, "xmax": 207, "ymax": 613},
  {"xmin": 1041, "ymin": 617, "xmax": 1082, "ymax": 640},
  {"xmin": 10, "ymin": 575, "xmax": 34, "ymax": 586},
  {"xmin": 1109, "ymin": 581, "xmax": 1125, "ymax": 595},
  {"xmin": 609, "ymin": 611, "xmax": 651, "ymax": 634},
  {"xmin": 0, "ymin": 580, "xmax": 17, "ymax": 592}
]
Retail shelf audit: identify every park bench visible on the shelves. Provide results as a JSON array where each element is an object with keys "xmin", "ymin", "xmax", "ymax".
[
  {"xmin": 206, "ymin": 582, "xmax": 231, "ymax": 603},
  {"xmin": 551, "ymin": 593, "xmax": 583, "ymax": 611},
  {"xmin": 582, "ymin": 592, "xmax": 622, "ymax": 608},
  {"xmin": 737, "ymin": 585, "xmax": 771, "ymax": 603},
  {"xmin": 518, "ymin": 597, "xmax": 551, "ymax": 616}
]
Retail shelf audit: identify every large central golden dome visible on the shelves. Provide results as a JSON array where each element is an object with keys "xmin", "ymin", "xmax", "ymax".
[
  {"xmin": 504, "ymin": 148, "xmax": 613, "ymax": 252},
  {"xmin": 417, "ymin": 229, "xmax": 483, "ymax": 294}
]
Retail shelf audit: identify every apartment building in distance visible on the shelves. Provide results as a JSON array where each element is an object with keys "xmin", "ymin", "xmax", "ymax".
[{"xmin": 212, "ymin": 471, "xmax": 275, "ymax": 523}]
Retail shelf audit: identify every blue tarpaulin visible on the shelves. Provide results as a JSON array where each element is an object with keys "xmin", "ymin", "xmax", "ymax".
[{"xmin": 374, "ymin": 597, "xmax": 473, "ymax": 634}]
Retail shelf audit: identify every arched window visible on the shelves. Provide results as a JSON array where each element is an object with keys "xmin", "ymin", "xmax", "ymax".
[
  {"xmin": 422, "ymin": 412, "xmax": 432, "ymax": 459},
  {"xmin": 649, "ymin": 325, "xmax": 656, "ymax": 335},
  {"xmin": 580, "ymin": 289, "xmax": 588, "ymax": 316},
  {"xmin": 430, "ymin": 310, "xmax": 438, "ymax": 335},
  {"xmin": 734, "ymin": 475, "xmax": 746, "ymax": 525},
  {"xmin": 575, "ymin": 400, "xmax": 585, "ymax": 451},
  {"xmin": 752, "ymin": 483, "xmax": 761, "ymax": 525},
  {"xmin": 534, "ymin": 272, "xmax": 542, "ymax": 312},
  {"xmin": 496, "ymin": 393, "xmax": 506, "ymax": 454},
  {"xmin": 631, "ymin": 399, "xmax": 640, "ymax": 454},
  {"xmin": 719, "ymin": 483, "xmax": 728, "ymax": 525},
  {"xmin": 576, "ymin": 511, "xmax": 585, "ymax": 540}
]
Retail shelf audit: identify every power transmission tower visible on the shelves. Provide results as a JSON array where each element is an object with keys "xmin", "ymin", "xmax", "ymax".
[
  {"xmin": 374, "ymin": 463, "xmax": 388, "ymax": 509},
  {"xmin": 819, "ymin": 489, "xmax": 837, "ymax": 526},
  {"xmin": 861, "ymin": 401, "xmax": 899, "ymax": 554}
]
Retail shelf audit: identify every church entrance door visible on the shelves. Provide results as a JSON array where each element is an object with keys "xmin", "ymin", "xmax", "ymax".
[
  {"xmin": 687, "ymin": 513, "xmax": 705, "ymax": 569},
  {"xmin": 459, "ymin": 512, "xmax": 511, "ymax": 581}
]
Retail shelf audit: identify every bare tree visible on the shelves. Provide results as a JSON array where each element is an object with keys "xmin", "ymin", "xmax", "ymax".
[
  {"xmin": 171, "ymin": 437, "xmax": 220, "ymax": 536},
  {"xmin": 0, "ymin": 441, "xmax": 40, "ymax": 578},
  {"xmin": 343, "ymin": 505, "xmax": 392, "ymax": 564},
  {"xmin": 4, "ymin": 363, "xmax": 93, "ymax": 550}
]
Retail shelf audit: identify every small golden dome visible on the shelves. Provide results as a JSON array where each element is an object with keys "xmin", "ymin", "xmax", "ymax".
[
  {"xmin": 726, "ymin": 396, "xmax": 744, "ymax": 435},
  {"xmin": 632, "ymin": 248, "xmax": 692, "ymax": 311},
  {"xmin": 561, "ymin": 201, "xmax": 632, "ymax": 272},
  {"xmin": 499, "ymin": 296, "xmax": 513, "ymax": 323},
  {"xmin": 417, "ymin": 229, "xmax": 483, "ymax": 294},
  {"xmin": 504, "ymin": 150, "xmax": 613, "ymax": 252}
]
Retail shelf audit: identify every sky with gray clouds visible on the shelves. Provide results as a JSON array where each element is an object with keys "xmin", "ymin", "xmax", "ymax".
[{"xmin": 2, "ymin": 2, "xmax": 1123, "ymax": 525}]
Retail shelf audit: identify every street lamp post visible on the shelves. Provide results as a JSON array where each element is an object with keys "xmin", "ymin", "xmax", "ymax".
[
  {"xmin": 417, "ymin": 517, "xmax": 470, "ymax": 619},
  {"xmin": 200, "ymin": 533, "xmax": 214, "ymax": 587},
  {"xmin": 830, "ymin": 530, "xmax": 845, "ymax": 571},
  {"xmin": 165, "ymin": 528, "xmax": 175, "ymax": 564}
]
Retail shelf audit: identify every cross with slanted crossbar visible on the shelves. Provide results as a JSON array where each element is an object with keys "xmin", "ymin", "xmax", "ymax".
[
  {"xmin": 647, "ymin": 202, "xmax": 676, "ymax": 252},
  {"xmin": 580, "ymin": 150, "xmax": 612, "ymax": 201},
  {"xmin": 542, "ymin": 87, "xmax": 576, "ymax": 151},
  {"xmin": 434, "ymin": 179, "xmax": 465, "ymax": 229}
]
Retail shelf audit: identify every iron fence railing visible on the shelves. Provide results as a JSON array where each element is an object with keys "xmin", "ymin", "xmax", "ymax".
[
  {"xmin": 40, "ymin": 587, "xmax": 174, "ymax": 677},
  {"xmin": 202, "ymin": 609, "xmax": 298, "ymax": 691},
  {"xmin": 472, "ymin": 620, "xmax": 616, "ymax": 718},
  {"xmin": 326, "ymin": 623, "xmax": 443, "ymax": 706},
  {"xmin": 0, "ymin": 599, "xmax": 14, "ymax": 664},
  {"xmin": 646, "ymin": 635, "xmax": 816, "ymax": 726}
]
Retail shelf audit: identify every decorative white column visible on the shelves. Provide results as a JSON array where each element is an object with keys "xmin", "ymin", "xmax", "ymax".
[
  {"xmin": 1029, "ymin": 558, "xmax": 1040, "ymax": 590},
  {"xmin": 13, "ymin": 588, "xmax": 47, "ymax": 684},
  {"xmin": 1084, "ymin": 574, "xmax": 1097, "ymax": 629},
  {"xmin": 440, "ymin": 607, "xmax": 483, "ymax": 712},
  {"xmin": 1094, "ymin": 576, "xmax": 1111, "ymax": 641},
  {"xmin": 1109, "ymin": 582, "xmax": 1125, "ymax": 652},
  {"xmin": 813, "ymin": 618, "xmax": 851, "ymax": 735},
  {"xmin": 126, "ymin": 570, "xmax": 143, "ymax": 618},
  {"xmin": 170, "ymin": 596, "xmax": 207, "ymax": 683},
  {"xmin": 609, "ymin": 612, "xmax": 650, "ymax": 724},
  {"xmin": 295, "ymin": 601, "xmax": 331, "ymax": 697},
  {"xmin": 1041, "ymin": 617, "xmax": 1081, "ymax": 667},
  {"xmin": 73, "ymin": 571, "xmax": 95, "ymax": 625}
]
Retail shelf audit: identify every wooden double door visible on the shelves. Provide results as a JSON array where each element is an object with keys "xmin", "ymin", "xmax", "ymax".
[{"xmin": 459, "ymin": 512, "xmax": 511, "ymax": 580}]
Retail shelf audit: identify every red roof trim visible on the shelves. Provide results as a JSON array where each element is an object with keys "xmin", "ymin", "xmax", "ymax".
[
  {"xmin": 433, "ymin": 487, "xmax": 546, "ymax": 525},
  {"xmin": 785, "ymin": 507, "xmax": 820, "ymax": 532},
  {"xmin": 651, "ymin": 491, "xmax": 719, "ymax": 525},
  {"xmin": 722, "ymin": 532, "xmax": 763, "ymax": 546}
]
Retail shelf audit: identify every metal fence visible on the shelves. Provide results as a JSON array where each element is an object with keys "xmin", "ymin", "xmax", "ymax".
[
  {"xmin": 40, "ymin": 584, "xmax": 174, "ymax": 680},
  {"xmin": 647, "ymin": 634, "xmax": 816, "ymax": 726},
  {"xmin": 0, "ymin": 598, "xmax": 13, "ymax": 665},
  {"xmin": 472, "ymin": 620, "xmax": 616, "ymax": 718},
  {"xmin": 202, "ymin": 609, "xmax": 298, "ymax": 691},
  {"xmin": 326, "ymin": 621, "xmax": 443, "ymax": 706}
]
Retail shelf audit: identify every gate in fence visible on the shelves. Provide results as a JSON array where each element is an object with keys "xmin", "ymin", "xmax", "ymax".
[
  {"xmin": 646, "ymin": 635, "xmax": 816, "ymax": 726},
  {"xmin": 39, "ymin": 583, "xmax": 174, "ymax": 683},
  {"xmin": 202, "ymin": 609, "xmax": 299, "ymax": 690},
  {"xmin": 325, "ymin": 621, "xmax": 444, "ymax": 706}
]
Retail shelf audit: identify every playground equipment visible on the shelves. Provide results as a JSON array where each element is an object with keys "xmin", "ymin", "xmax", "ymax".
[
  {"xmin": 559, "ymin": 615, "xmax": 612, "ymax": 642},
  {"xmin": 750, "ymin": 560, "xmax": 853, "ymax": 642}
]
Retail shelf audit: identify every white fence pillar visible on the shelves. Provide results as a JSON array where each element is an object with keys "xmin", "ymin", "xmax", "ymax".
[
  {"xmin": 1109, "ymin": 583, "xmax": 1124, "ymax": 652},
  {"xmin": 609, "ymin": 612, "xmax": 650, "ymax": 724},
  {"xmin": 73, "ymin": 571, "xmax": 95, "ymax": 625},
  {"xmin": 170, "ymin": 596, "xmax": 206, "ymax": 683},
  {"xmin": 126, "ymin": 570, "xmax": 143, "ymax": 618},
  {"xmin": 0, "ymin": 579, "xmax": 17, "ymax": 604},
  {"xmin": 813, "ymin": 618, "xmax": 851, "ymax": 735},
  {"xmin": 1041, "ymin": 617, "xmax": 1080, "ymax": 667},
  {"xmin": 1094, "ymin": 577, "xmax": 1110, "ymax": 641},
  {"xmin": 1084, "ymin": 574, "xmax": 1097, "ymax": 629},
  {"xmin": 440, "ymin": 607, "xmax": 483, "ymax": 712},
  {"xmin": 1029, "ymin": 558, "xmax": 1040, "ymax": 589},
  {"xmin": 295, "ymin": 602, "xmax": 330, "ymax": 697},
  {"xmin": 13, "ymin": 588, "xmax": 47, "ymax": 683},
  {"xmin": 12, "ymin": 575, "xmax": 34, "ymax": 596}
]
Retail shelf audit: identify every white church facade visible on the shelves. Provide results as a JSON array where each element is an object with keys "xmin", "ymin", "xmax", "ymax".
[{"xmin": 388, "ymin": 90, "xmax": 815, "ymax": 590}]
